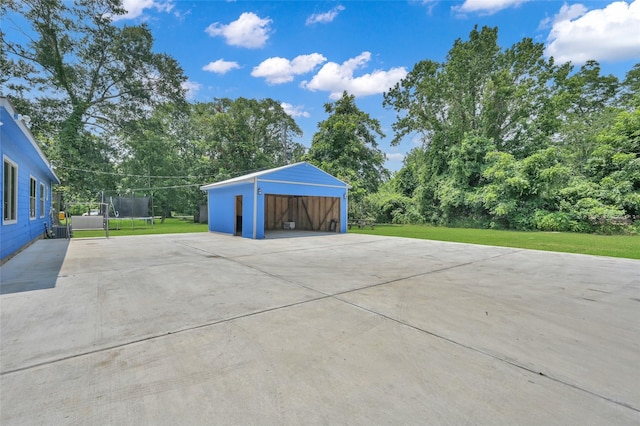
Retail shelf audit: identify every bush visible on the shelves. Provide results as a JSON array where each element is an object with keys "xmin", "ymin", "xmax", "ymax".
[
  {"xmin": 534, "ymin": 211, "xmax": 574, "ymax": 232},
  {"xmin": 391, "ymin": 204, "xmax": 425, "ymax": 224},
  {"xmin": 365, "ymin": 190, "xmax": 417, "ymax": 223}
]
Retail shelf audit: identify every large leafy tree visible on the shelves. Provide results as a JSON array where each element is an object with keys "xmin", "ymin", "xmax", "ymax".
[
  {"xmin": 383, "ymin": 26, "xmax": 562, "ymax": 226},
  {"xmin": 553, "ymin": 60, "xmax": 620, "ymax": 168},
  {"xmin": 117, "ymin": 103, "xmax": 192, "ymax": 221},
  {"xmin": 384, "ymin": 26, "xmax": 557, "ymax": 159},
  {"xmin": 189, "ymin": 98, "xmax": 305, "ymax": 178},
  {"xmin": 306, "ymin": 91, "xmax": 389, "ymax": 206},
  {"xmin": 619, "ymin": 64, "xmax": 640, "ymax": 110},
  {"xmin": 1, "ymin": 0, "xmax": 187, "ymax": 195},
  {"xmin": 382, "ymin": 25, "xmax": 640, "ymax": 232},
  {"xmin": 115, "ymin": 98, "xmax": 306, "ymax": 218}
]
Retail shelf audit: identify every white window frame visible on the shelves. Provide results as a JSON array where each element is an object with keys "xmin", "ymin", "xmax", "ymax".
[
  {"xmin": 40, "ymin": 182, "xmax": 45, "ymax": 218},
  {"xmin": 3, "ymin": 156, "xmax": 18, "ymax": 224},
  {"xmin": 29, "ymin": 175, "xmax": 37, "ymax": 219}
]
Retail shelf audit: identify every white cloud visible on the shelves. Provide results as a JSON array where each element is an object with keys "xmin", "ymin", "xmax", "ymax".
[
  {"xmin": 111, "ymin": 0, "xmax": 174, "ymax": 21},
  {"xmin": 414, "ymin": 0, "xmax": 438, "ymax": 14},
  {"xmin": 301, "ymin": 52, "xmax": 408, "ymax": 99},
  {"xmin": 252, "ymin": 53, "xmax": 327, "ymax": 84},
  {"xmin": 306, "ymin": 5, "xmax": 345, "ymax": 25},
  {"xmin": 453, "ymin": 0, "xmax": 529, "ymax": 15},
  {"xmin": 386, "ymin": 152, "xmax": 406, "ymax": 162},
  {"xmin": 205, "ymin": 12, "xmax": 272, "ymax": 49},
  {"xmin": 545, "ymin": 1, "xmax": 640, "ymax": 63},
  {"xmin": 281, "ymin": 103, "xmax": 310, "ymax": 118},
  {"xmin": 202, "ymin": 59, "xmax": 241, "ymax": 75},
  {"xmin": 181, "ymin": 80, "xmax": 201, "ymax": 99},
  {"xmin": 539, "ymin": 3, "xmax": 587, "ymax": 30}
]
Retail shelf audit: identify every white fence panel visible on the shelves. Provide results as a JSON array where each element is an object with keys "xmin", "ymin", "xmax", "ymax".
[{"xmin": 71, "ymin": 216, "xmax": 104, "ymax": 230}]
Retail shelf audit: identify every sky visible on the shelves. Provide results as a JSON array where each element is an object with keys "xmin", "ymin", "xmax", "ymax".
[{"xmin": 60, "ymin": 1, "xmax": 640, "ymax": 171}]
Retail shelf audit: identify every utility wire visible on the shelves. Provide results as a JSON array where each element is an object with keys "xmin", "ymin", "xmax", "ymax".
[
  {"xmin": 125, "ymin": 183, "xmax": 203, "ymax": 192},
  {"xmin": 54, "ymin": 165, "xmax": 274, "ymax": 181},
  {"xmin": 54, "ymin": 166, "xmax": 217, "ymax": 179}
]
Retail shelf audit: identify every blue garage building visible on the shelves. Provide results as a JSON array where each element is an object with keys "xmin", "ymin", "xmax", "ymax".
[
  {"xmin": 1, "ymin": 97, "xmax": 60, "ymax": 262},
  {"xmin": 200, "ymin": 162, "xmax": 349, "ymax": 239}
]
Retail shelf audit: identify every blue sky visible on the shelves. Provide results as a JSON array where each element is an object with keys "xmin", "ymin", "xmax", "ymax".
[{"xmin": 75, "ymin": 1, "xmax": 640, "ymax": 171}]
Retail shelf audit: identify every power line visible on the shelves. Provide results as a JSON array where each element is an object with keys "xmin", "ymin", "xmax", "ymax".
[
  {"xmin": 124, "ymin": 183, "xmax": 203, "ymax": 192},
  {"xmin": 54, "ymin": 165, "xmax": 276, "ymax": 181},
  {"xmin": 54, "ymin": 166, "xmax": 217, "ymax": 180}
]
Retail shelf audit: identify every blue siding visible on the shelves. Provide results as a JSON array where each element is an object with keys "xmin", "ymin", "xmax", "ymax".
[
  {"xmin": 207, "ymin": 182, "xmax": 256, "ymax": 237},
  {"xmin": 261, "ymin": 162, "xmax": 346, "ymax": 187},
  {"xmin": 204, "ymin": 162, "xmax": 349, "ymax": 239},
  {"xmin": 1, "ymin": 103, "xmax": 59, "ymax": 261},
  {"xmin": 255, "ymin": 189, "xmax": 264, "ymax": 239}
]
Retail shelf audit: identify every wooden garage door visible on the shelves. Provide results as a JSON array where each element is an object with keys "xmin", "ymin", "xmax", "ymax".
[{"xmin": 264, "ymin": 195, "xmax": 340, "ymax": 231}]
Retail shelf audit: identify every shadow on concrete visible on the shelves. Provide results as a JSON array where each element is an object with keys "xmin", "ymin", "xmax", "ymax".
[{"xmin": 0, "ymin": 239, "xmax": 69, "ymax": 295}]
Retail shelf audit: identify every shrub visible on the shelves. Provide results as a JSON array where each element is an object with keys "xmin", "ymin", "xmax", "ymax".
[
  {"xmin": 365, "ymin": 190, "xmax": 417, "ymax": 223},
  {"xmin": 534, "ymin": 211, "xmax": 574, "ymax": 232}
]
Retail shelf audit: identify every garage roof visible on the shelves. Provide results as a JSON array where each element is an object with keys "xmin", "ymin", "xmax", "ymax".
[{"xmin": 200, "ymin": 161, "xmax": 350, "ymax": 191}]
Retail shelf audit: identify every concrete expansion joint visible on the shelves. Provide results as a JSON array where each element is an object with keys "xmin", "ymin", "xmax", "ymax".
[
  {"xmin": 232, "ymin": 239, "xmax": 383, "ymax": 259},
  {"xmin": 172, "ymin": 240, "xmax": 226, "ymax": 259},
  {"xmin": 2, "ymin": 253, "xmax": 500, "ymax": 377},
  {"xmin": 4, "ymin": 233, "xmax": 638, "ymax": 424},
  {"xmin": 330, "ymin": 250, "xmax": 523, "ymax": 299},
  {"xmin": 0, "ymin": 293, "xmax": 333, "ymax": 377},
  {"xmin": 332, "ymin": 296, "xmax": 640, "ymax": 415}
]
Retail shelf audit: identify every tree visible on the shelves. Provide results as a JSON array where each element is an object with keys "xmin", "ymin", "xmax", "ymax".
[
  {"xmin": 382, "ymin": 26, "xmax": 564, "ymax": 227},
  {"xmin": 552, "ymin": 60, "xmax": 620, "ymax": 168},
  {"xmin": 306, "ymin": 91, "xmax": 389, "ymax": 208},
  {"xmin": 188, "ymin": 98, "xmax": 305, "ymax": 178},
  {"xmin": 391, "ymin": 148, "xmax": 424, "ymax": 198},
  {"xmin": 117, "ymin": 103, "xmax": 192, "ymax": 221},
  {"xmin": 1, "ymin": 0, "xmax": 187, "ymax": 194},
  {"xmin": 479, "ymin": 147, "xmax": 574, "ymax": 230},
  {"xmin": 384, "ymin": 26, "xmax": 557, "ymax": 158},
  {"xmin": 619, "ymin": 63, "xmax": 640, "ymax": 110},
  {"xmin": 585, "ymin": 109, "xmax": 640, "ymax": 220}
]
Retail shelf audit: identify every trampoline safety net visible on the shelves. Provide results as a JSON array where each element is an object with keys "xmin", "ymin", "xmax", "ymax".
[{"xmin": 110, "ymin": 196, "xmax": 150, "ymax": 218}]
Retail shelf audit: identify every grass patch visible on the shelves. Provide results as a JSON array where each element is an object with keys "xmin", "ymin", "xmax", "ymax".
[
  {"xmin": 70, "ymin": 218, "xmax": 639, "ymax": 259},
  {"xmin": 349, "ymin": 224, "xmax": 640, "ymax": 260},
  {"xmin": 71, "ymin": 217, "xmax": 208, "ymax": 238}
]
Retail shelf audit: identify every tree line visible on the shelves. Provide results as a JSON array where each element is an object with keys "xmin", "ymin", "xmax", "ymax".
[
  {"xmin": 2, "ymin": 1, "xmax": 638, "ymax": 232},
  {"xmin": 381, "ymin": 26, "xmax": 639, "ymax": 233}
]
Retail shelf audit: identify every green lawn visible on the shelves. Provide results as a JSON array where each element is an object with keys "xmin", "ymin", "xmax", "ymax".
[
  {"xmin": 349, "ymin": 224, "xmax": 640, "ymax": 260},
  {"xmin": 70, "ymin": 218, "xmax": 639, "ymax": 260},
  {"xmin": 70, "ymin": 217, "xmax": 208, "ymax": 238}
]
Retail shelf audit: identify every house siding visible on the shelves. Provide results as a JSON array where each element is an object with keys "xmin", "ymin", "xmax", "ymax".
[{"xmin": 1, "ymin": 99, "xmax": 59, "ymax": 261}]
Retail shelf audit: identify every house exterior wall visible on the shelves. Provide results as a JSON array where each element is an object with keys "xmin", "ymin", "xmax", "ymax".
[{"xmin": 1, "ymin": 100, "xmax": 59, "ymax": 261}]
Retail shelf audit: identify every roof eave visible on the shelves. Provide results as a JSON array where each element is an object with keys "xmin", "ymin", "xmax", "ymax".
[{"xmin": 200, "ymin": 161, "xmax": 350, "ymax": 191}]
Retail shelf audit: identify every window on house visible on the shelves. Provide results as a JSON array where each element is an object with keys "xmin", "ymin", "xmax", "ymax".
[
  {"xmin": 40, "ymin": 182, "xmax": 45, "ymax": 218},
  {"xmin": 3, "ymin": 157, "xmax": 17, "ymax": 223},
  {"xmin": 30, "ymin": 176, "xmax": 36, "ymax": 219}
]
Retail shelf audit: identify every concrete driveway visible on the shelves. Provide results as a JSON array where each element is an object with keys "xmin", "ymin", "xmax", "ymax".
[{"xmin": 1, "ymin": 233, "xmax": 639, "ymax": 425}]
